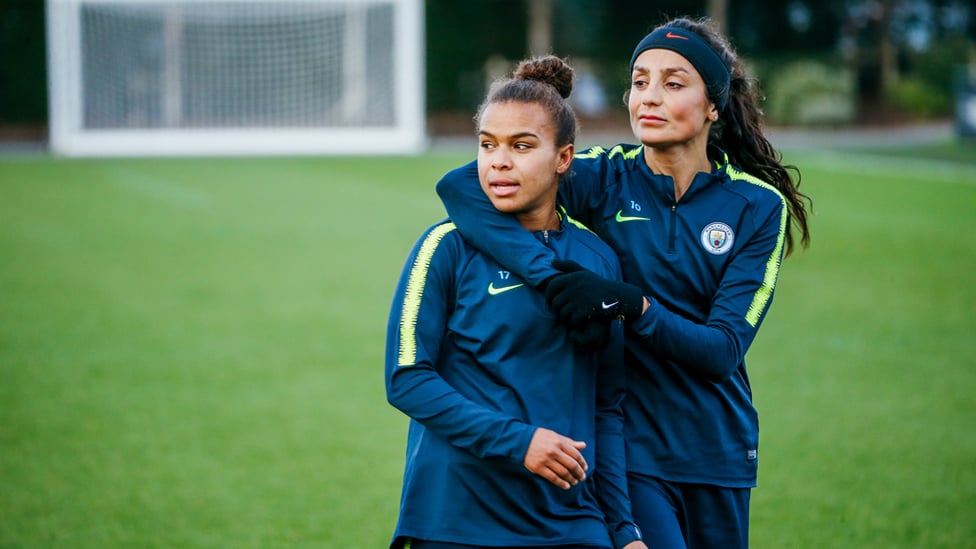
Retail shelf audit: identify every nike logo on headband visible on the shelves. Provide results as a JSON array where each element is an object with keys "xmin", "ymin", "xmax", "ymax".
[{"xmin": 666, "ymin": 31, "xmax": 689, "ymax": 40}]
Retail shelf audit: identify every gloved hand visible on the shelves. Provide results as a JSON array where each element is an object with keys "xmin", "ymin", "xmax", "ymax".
[{"xmin": 545, "ymin": 259, "xmax": 644, "ymax": 326}]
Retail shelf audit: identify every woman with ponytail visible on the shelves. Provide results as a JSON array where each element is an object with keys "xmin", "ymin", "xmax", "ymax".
[
  {"xmin": 387, "ymin": 55, "xmax": 646, "ymax": 549},
  {"xmin": 436, "ymin": 17, "xmax": 812, "ymax": 549}
]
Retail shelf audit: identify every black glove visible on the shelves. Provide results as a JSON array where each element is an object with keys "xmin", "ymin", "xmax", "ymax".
[
  {"xmin": 566, "ymin": 320, "xmax": 611, "ymax": 353},
  {"xmin": 545, "ymin": 259, "xmax": 644, "ymax": 326}
]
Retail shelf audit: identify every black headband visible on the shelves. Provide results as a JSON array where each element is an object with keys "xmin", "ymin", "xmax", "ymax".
[{"xmin": 629, "ymin": 26, "xmax": 731, "ymax": 112}]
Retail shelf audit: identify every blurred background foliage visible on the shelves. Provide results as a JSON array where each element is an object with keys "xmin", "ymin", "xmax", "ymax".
[
  {"xmin": 421, "ymin": 0, "xmax": 975, "ymax": 129},
  {"xmin": 1, "ymin": 0, "xmax": 974, "ymax": 133}
]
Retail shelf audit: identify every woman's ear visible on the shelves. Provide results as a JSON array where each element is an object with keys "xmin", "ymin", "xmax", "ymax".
[
  {"xmin": 556, "ymin": 144, "xmax": 575, "ymax": 175},
  {"xmin": 707, "ymin": 104, "xmax": 719, "ymax": 122}
]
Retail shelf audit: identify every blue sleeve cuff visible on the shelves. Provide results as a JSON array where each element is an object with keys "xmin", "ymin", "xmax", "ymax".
[
  {"xmin": 512, "ymin": 425, "xmax": 537, "ymax": 464},
  {"xmin": 610, "ymin": 523, "xmax": 643, "ymax": 548}
]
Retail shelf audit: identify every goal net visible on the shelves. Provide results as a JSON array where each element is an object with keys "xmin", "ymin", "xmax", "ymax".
[{"xmin": 46, "ymin": 0, "xmax": 425, "ymax": 156}]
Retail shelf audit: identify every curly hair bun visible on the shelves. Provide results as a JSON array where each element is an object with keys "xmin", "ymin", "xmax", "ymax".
[{"xmin": 513, "ymin": 55, "xmax": 575, "ymax": 99}]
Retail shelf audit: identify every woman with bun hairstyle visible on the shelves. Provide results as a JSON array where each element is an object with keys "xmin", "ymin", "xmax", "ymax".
[
  {"xmin": 435, "ymin": 17, "xmax": 812, "ymax": 549},
  {"xmin": 386, "ymin": 55, "xmax": 646, "ymax": 549}
]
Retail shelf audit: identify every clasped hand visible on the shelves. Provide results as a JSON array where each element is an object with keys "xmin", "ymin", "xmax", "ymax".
[
  {"xmin": 544, "ymin": 260, "xmax": 644, "ymax": 351},
  {"xmin": 545, "ymin": 259, "xmax": 644, "ymax": 325}
]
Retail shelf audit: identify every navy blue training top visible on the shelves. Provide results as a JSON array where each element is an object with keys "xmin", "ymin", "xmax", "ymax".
[
  {"xmin": 385, "ymin": 217, "xmax": 641, "ymax": 548},
  {"xmin": 436, "ymin": 145, "xmax": 789, "ymax": 488}
]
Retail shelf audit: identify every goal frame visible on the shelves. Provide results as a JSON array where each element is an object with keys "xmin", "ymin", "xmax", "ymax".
[{"xmin": 46, "ymin": 0, "xmax": 426, "ymax": 157}]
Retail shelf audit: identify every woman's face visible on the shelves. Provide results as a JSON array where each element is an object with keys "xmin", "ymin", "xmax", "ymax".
[
  {"xmin": 628, "ymin": 48, "xmax": 718, "ymax": 149},
  {"xmin": 477, "ymin": 101, "xmax": 573, "ymax": 230}
]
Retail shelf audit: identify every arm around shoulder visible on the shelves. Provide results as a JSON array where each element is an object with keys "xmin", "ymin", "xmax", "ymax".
[{"xmin": 435, "ymin": 160, "xmax": 560, "ymax": 287}]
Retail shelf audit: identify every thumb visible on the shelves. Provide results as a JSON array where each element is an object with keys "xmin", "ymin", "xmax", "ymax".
[{"xmin": 552, "ymin": 259, "xmax": 585, "ymax": 273}]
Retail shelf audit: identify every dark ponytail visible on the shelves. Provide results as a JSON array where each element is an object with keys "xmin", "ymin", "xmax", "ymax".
[{"xmin": 666, "ymin": 17, "xmax": 812, "ymax": 256}]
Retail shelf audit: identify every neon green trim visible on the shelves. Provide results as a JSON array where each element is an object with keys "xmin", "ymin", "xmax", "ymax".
[
  {"xmin": 574, "ymin": 144, "xmax": 642, "ymax": 160},
  {"xmin": 557, "ymin": 206, "xmax": 592, "ymax": 233},
  {"xmin": 563, "ymin": 215, "xmax": 590, "ymax": 231},
  {"xmin": 574, "ymin": 145, "xmax": 606, "ymax": 159},
  {"xmin": 607, "ymin": 144, "xmax": 643, "ymax": 160},
  {"xmin": 725, "ymin": 165, "xmax": 787, "ymax": 327},
  {"xmin": 397, "ymin": 222, "xmax": 456, "ymax": 366}
]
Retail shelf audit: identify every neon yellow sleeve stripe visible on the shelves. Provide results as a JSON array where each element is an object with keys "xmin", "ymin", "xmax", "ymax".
[
  {"xmin": 616, "ymin": 145, "xmax": 643, "ymax": 160},
  {"xmin": 726, "ymin": 165, "xmax": 787, "ymax": 327},
  {"xmin": 397, "ymin": 222, "xmax": 456, "ymax": 367},
  {"xmin": 556, "ymin": 205, "xmax": 591, "ymax": 232},
  {"xmin": 574, "ymin": 145, "xmax": 606, "ymax": 159},
  {"xmin": 574, "ymin": 144, "xmax": 642, "ymax": 160}
]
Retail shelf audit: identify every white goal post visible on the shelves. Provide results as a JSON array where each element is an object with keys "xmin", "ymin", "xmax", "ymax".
[{"xmin": 46, "ymin": 0, "xmax": 426, "ymax": 156}]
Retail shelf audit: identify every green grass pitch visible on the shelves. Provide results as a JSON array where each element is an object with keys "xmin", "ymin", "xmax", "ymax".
[{"xmin": 1, "ymin": 142, "xmax": 974, "ymax": 548}]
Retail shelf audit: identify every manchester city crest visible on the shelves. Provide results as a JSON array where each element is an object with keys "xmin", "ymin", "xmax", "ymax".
[{"xmin": 700, "ymin": 222, "xmax": 734, "ymax": 255}]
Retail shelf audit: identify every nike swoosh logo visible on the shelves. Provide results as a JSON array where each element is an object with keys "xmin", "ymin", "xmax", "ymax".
[
  {"xmin": 615, "ymin": 210, "xmax": 652, "ymax": 223},
  {"xmin": 488, "ymin": 282, "xmax": 524, "ymax": 295},
  {"xmin": 601, "ymin": 301, "xmax": 618, "ymax": 310},
  {"xmin": 666, "ymin": 31, "xmax": 689, "ymax": 40}
]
